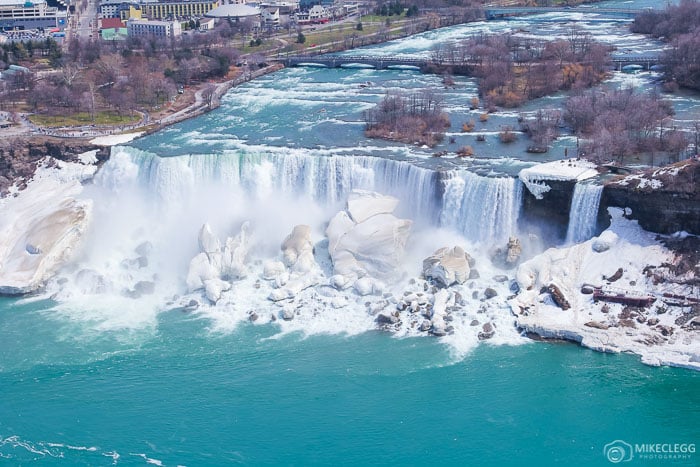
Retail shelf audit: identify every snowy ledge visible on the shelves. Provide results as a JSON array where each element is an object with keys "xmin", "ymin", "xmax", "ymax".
[
  {"xmin": 518, "ymin": 159, "xmax": 598, "ymax": 199},
  {"xmin": 510, "ymin": 208, "xmax": 700, "ymax": 370},
  {"xmin": 89, "ymin": 132, "xmax": 144, "ymax": 147}
]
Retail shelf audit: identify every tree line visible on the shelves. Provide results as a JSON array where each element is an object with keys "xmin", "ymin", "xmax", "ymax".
[
  {"xmin": 427, "ymin": 28, "xmax": 611, "ymax": 107},
  {"xmin": 631, "ymin": 0, "xmax": 700, "ymax": 91}
]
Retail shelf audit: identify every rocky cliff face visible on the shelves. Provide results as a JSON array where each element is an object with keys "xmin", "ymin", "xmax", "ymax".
[
  {"xmin": 0, "ymin": 137, "xmax": 109, "ymax": 195},
  {"xmin": 602, "ymin": 159, "xmax": 700, "ymax": 235},
  {"xmin": 520, "ymin": 179, "xmax": 576, "ymax": 241}
]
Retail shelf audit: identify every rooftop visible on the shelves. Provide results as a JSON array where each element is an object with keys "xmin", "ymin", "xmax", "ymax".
[{"xmin": 205, "ymin": 2, "xmax": 259, "ymax": 17}]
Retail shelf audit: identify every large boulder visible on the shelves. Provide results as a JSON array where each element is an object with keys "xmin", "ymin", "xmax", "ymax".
[
  {"xmin": 186, "ymin": 223, "xmax": 251, "ymax": 292},
  {"xmin": 422, "ymin": 246, "xmax": 472, "ymax": 287},
  {"xmin": 281, "ymin": 224, "xmax": 316, "ymax": 273},
  {"xmin": 326, "ymin": 190, "xmax": 412, "ymax": 280}
]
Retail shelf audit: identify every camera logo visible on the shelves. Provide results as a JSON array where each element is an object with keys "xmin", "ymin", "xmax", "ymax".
[{"xmin": 604, "ymin": 440, "xmax": 634, "ymax": 463}]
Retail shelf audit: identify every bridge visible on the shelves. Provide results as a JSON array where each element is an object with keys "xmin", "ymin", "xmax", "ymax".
[
  {"xmin": 280, "ymin": 55, "xmax": 428, "ymax": 70},
  {"xmin": 278, "ymin": 54, "xmax": 661, "ymax": 71},
  {"xmin": 484, "ymin": 7, "xmax": 649, "ymax": 20}
]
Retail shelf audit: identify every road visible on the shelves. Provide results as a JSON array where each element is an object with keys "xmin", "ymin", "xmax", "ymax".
[{"xmin": 68, "ymin": 0, "xmax": 98, "ymax": 42}]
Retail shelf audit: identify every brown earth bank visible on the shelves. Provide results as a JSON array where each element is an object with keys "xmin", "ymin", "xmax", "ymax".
[{"xmin": 0, "ymin": 137, "xmax": 108, "ymax": 195}]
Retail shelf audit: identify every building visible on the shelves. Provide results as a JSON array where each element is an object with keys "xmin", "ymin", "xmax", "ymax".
[
  {"xmin": 0, "ymin": 0, "xmax": 67, "ymax": 30},
  {"xmin": 127, "ymin": 18, "xmax": 182, "ymax": 37},
  {"xmin": 259, "ymin": 0, "xmax": 298, "ymax": 14},
  {"xmin": 101, "ymin": 0, "xmax": 219, "ymax": 20},
  {"xmin": 294, "ymin": 4, "xmax": 329, "ymax": 24},
  {"xmin": 261, "ymin": 7, "xmax": 278, "ymax": 26},
  {"xmin": 99, "ymin": 0, "xmax": 129, "ymax": 18},
  {"xmin": 204, "ymin": 3, "xmax": 260, "ymax": 22},
  {"xmin": 99, "ymin": 16, "xmax": 125, "ymax": 29},
  {"xmin": 140, "ymin": 0, "xmax": 219, "ymax": 20}
]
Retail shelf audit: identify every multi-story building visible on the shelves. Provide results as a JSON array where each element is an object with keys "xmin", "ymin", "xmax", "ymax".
[
  {"xmin": 141, "ymin": 0, "xmax": 219, "ymax": 20},
  {"xmin": 0, "ymin": 0, "xmax": 67, "ymax": 30},
  {"xmin": 102, "ymin": 0, "xmax": 219, "ymax": 20},
  {"xmin": 126, "ymin": 17, "xmax": 182, "ymax": 37}
]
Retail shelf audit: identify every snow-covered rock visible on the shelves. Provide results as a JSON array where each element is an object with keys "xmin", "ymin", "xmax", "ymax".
[
  {"xmin": 519, "ymin": 159, "xmax": 598, "ymax": 199},
  {"xmin": 281, "ymin": 224, "xmax": 316, "ymax": 273},
  {"xmin": 326, "ymin": 190, "xmax": 412, "ymax": 280},
  {"xmin": 0, "ymin": 160, "xmax": 97, "ymax": 294},
  {"xmin": 422, "ymin": 246, "xmax": 472, "ymax": 287},
  {"xmin": 511, "ymin": 208, "xmax": 700, "ymax": 370},
  {"xmin": 186, "ymin": 223, "xmax": 251, "ymax": 292}
]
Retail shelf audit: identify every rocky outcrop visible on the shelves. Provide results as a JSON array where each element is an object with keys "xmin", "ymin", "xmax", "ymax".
[
  {"xmin": 491, "ymin": 237, "xmax": 522, "ymax": 268},
  {"xmin": 0, "ymin": 159, "xmax": 97, "ymax": 295},
  {"xmin": 186, "ymin": 222, "xmax": 250, "ymax": 301},
  {"xmin": 281, "ymin": 224, "xmax": 315, "ymax": 273},
  {"xmin": 326, "ymin": 190, "xmax": 411, "ymax": 280},
  {"xmin": 422, "ymin": 246, "xmax": 473, "ymax": 287},
  {"xmin": 0, "ymin": 138, "xmax": 108, "ymax": 195},
  {"xmin": 602, "ymin": 159, "xmax": 700, "ymax": 235}
]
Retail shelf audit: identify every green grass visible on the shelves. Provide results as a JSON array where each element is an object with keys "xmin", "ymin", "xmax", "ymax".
[{"xmin": 29, "ymin": 111, "xmax": 138, "ymax": 127}]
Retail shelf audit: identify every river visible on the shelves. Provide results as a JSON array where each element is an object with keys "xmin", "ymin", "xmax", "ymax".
[{"xmin": 1, "ymin": 1, "xmax": 699, "ymax": 464}]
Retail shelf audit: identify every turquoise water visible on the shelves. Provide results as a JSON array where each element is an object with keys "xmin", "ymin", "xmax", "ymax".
[
  {"xmin": 3, "ymin": 1, "xmax": 700, "ymax": 465},
  {"xmin": 1, "ymin": 297, "xmax": 698, "ymax": 465}
]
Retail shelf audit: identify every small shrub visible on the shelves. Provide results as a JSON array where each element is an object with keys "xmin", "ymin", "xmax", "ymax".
[
  {"xmin": 456, "ymin": 145, "xmax": 474, "ymax": 157},
  {"xmin": 499, "ymin": 126, "xmax": 517, "ymax": 143},
  {"xmin": 462, "ymin": 120, "xmax": 475, "ymax": 132}
]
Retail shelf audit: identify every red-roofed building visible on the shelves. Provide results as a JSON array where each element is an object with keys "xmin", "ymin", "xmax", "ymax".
[{"xmin": 99, "ymin": 17, "xmax": 125, "ymax": 30}]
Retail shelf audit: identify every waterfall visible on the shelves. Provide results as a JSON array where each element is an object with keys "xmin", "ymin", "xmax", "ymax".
[
  {"xmin": 439, "ymin": 170, "xmax": 523, "ymax": 245},
  {"xmin": 101, "ymin": 147, "xmax": 441, "ymax": 223},
  {"xmin": 98, "ymin": 147, "xmax": 524, "ymax": 245},
  {"xmin": 566, "ymin": 182, "xmax": 603, "ymax": 244}
]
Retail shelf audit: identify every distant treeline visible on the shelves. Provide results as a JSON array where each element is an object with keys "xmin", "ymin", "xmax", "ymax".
[{"xmin": 631, "ymin": 0, "xmax": 700, "ymax": 91}]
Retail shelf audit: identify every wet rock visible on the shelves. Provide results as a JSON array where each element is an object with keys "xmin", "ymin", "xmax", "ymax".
[
  {"xmin": 186, "ymin": 299, "xmax": 199, "ymax": 310},
  {"xmin": 472, "ymin": 291, "xmax": 479, "ymax": 299},
  {"xmin": 281, "ymin": 309, "xmax": 295, "ymax": 321},
  {"xmin": 249, "ymin": 312, "xmax": 259, "ymax": 322},
  {"xmin": 618, "ymin": 318, "xmax": 636, "ymax": 328},
  {"xmin": 656, "ymin": 324, "xmax": 674, "ymax": 336},
  {"xmin": 509, "ymin": 280, "xmax": 520, "ymax": 294},
  {"xmin": 584, "ymin": 321, "xmax": 609, "ymax": 330},
  {"xmin": 605, "ymin": 267, "xmax": 624, "ymax": 283},
  {"xmin": 419, "ymin": 320, "xmax": 431, "ymax": 332},
  {"xmin": 547, "ymin": 283, "xmax": 570, "ymax": 310},
  {"xmin": 492, "ymin": 237, "xmax": 522, "ymax": 268},
  {"xmin": 646, "ymin": 317, "xmax": 660, "ymax": 326},
  {"xmin": 478, "ymin": 322, "xmax": 495, "ymax": 340},
  {"xmin": 470, "ymin": 319, "xmax": 479, "ymax": 326},
  {"xmin": 493, "ymin": 275, "xmax": 508, "ymax": 283},
  {"xmin": 135, "ymin": 241, "xmax": 153, "ymax": 257},
  {"xmin": 430, "ymin": 323, "xmax": 447, "ymax": 337},
  {"xmin": 134, "ymin": 281, "xmax": 155, "ymax": 295},
  {"xmin": 376, "ymin": 313, "xmax": 399, "ymax": 325},
  {"xmin": 484, "ymin": 288, "xmax": 498, "ymax": 299},
  {"xmin": 581, "ymin": 285, "xmax": 595, "ymax": 295},
  {"xmin": 422, "ymin": 246, "xmax": 473, "ymax": 287}
]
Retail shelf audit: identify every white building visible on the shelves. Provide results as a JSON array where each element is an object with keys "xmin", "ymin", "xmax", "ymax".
[
  {"xmin": 127, "ymin": 18, "xmax": 182, "ymax": 37},
  {"xmin": 261, "ymin": 7, "xmax": 278, "ymax": 25}
]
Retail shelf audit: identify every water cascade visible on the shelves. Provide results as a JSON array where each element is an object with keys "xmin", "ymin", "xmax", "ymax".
[
  {"xmin": 439, "ymin": 170, "xmax": 523, "ymax": 245},
  {"xmin": 565, "ymin": 182, "xmax": 604, "ymax": 244}
]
